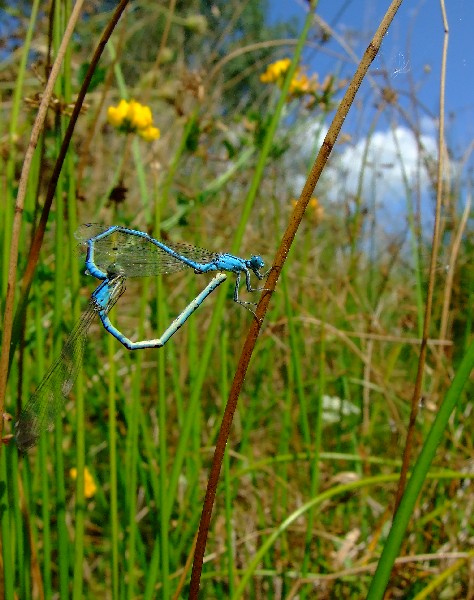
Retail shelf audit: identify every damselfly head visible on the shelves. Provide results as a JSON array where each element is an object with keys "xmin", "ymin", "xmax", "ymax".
[{"xmin": 248, "ymin": 255, "xmax": 265, "ymax": 272}]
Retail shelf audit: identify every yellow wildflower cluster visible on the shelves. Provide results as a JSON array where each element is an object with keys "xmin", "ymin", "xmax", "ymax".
[
  {"xmin": 70, "ymin": 466, "xmax": 97, "ymax": 498},
  {"xmin": 288, "ymin": 72, "xmax": 317, "ymax": 96},
  {"xmin": 260, "ymin": 58, "xmax": 292, "ymax": 83},
  {"xmin": 260, "ymin": 58, "xmax": 318, "ymax": 99},
  {"xmin": 107, "ymin": 99, "xmax": 160, "ymax": 141}
]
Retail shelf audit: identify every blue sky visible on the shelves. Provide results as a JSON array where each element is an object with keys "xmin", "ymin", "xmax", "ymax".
[
  {"xmin": 267, "ymin": 1, "xmax": 472, "ymax": 233},
  {"xmin": 269, "ymin": 0, "xmax": 474, "ymax": 145}
]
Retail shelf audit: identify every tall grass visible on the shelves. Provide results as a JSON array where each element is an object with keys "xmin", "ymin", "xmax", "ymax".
[{"xmin": 1, "ymin": 1, "xmax": 473, "ymax": 599}]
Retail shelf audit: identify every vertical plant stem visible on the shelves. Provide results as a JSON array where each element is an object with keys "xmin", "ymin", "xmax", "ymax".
[
  {"xmin": 72, "ymin": 381, "xmax": 86, "ymax": 600},
  {"xmin": 2, "ymin": 0, "xmax": 41, "ymax": 297},
  {"xmin": 53, "ymin": 32, "xmax": 69, "ymax": 595},
  {"xmin": 220, "ymin": 330, "xmax": 236, "ymax": 597},
  {"xmin": 394, "ymin": 0, "xmax": 449, "ymax": 510},
  {"xmin": 300, "ymin": 307, "xmax": 326, "ymax": 598},
  {"xmin": 107, "ymin": 333, "xmax": 120, "ymax": 600},
  {"xmin": 0, "ymin": 450, "xmax": 14, "ymax": 599},
  {"xmin": 155, "ymin": 193, "xmax": 171, "ymax": 600},
  {"xmin": 157, "ymin": 285, "xmax": 170, "ymax": 599},
  {"xmin": 438, "ymin": 194, "xmax": 470, "ymax": 340},
  {"xmin": 126, "ymin": 284, "xmax": 148, "ymax": 600},
  {"xmin": 39, "ymin": 436, "xmax": 52, "ymax": 599},
  {"xmin": 281, "ymin": 270, "xmax": 310, "ymax": 444},
  {"xmin": 9, "ymin": 451, "xmax": 25, "ymax": 597}
]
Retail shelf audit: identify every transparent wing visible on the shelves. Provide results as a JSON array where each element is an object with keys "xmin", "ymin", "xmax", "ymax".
[
  {"xmin": 15, "ymin": 306, "xmax": 96, "ymax": 451},
  {"xmin": 75, "ymin": 223, "xmax": 110, "ymax": 242},
  {"xmin": 75, "ymin": 224, "xmax": 218, "ymax": 277},
  {"xmin": 15, "ymin": 281, "xmax": 123, "ymax": 451}
]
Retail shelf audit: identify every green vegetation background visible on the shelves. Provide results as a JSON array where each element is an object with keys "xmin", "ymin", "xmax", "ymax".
[{"xmin": 0, "ymin": 1, "xmax": 473, "ymax": 598}]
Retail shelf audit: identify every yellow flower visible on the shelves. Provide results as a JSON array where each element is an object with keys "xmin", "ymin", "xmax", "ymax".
[
  {"xmin": 107, "ymin": 99, "xmax": 159, "ymax": 142},
  {"xmin": 70, "ymin": 466, "xmax": 97, "ymax": 498},
  {"xmin": 289, "ymin": 73, "xmax": 318, "ymax": 97},
  {"xmin": 127, "ymin": 100, "xmax": 153, "ymax": 130},
  {"xmin": 107, "ymin": 99, "xmax": 129, "ymax": 127},
  {"xmin": 261, "ymin": 59, "xmax": 320, "ymax": 101},
  {"xmin": 260, "ymin": 58, "xmax": 291, "ymax": 83},
  {"xmin": 138, "ymin": 126, "xmax": 160, "ymax": 141}
]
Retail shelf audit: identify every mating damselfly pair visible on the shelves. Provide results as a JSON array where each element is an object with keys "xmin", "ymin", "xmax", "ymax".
[{"xmin": 15, "ymin": 225, "xmax": 268, "ymax": 451}]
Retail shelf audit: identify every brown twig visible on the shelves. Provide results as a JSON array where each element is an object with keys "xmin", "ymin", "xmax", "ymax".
[
  {"xmin": 394, "ymin": 0, "xmax": 449, "ymax": 512},
  {"xmin": 188, "ymin": 1, "xmax": 404, "ymax": 597},
  {"xmin": 439, "ymin": 193, "xmax": 471, "ymax": 342}
]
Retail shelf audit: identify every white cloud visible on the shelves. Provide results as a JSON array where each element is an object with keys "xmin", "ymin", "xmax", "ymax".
[
  {"xmin": 326, "ymin": 124, "xmax": 437, "ymax": 206},
  {"xmin": 288, "ymin": 119, "xmax": 440, "ymax": 233}
]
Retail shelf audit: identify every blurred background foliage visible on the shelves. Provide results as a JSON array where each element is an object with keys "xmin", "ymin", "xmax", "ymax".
[{"xmin": 0, "ymin": 1, "xmax": 473, "ymax": 598}]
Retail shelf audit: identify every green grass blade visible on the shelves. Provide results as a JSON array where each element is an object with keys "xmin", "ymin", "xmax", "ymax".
[{"xmin": 367, "ymin": 340, "xmax": 474, "ymax": 599}]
